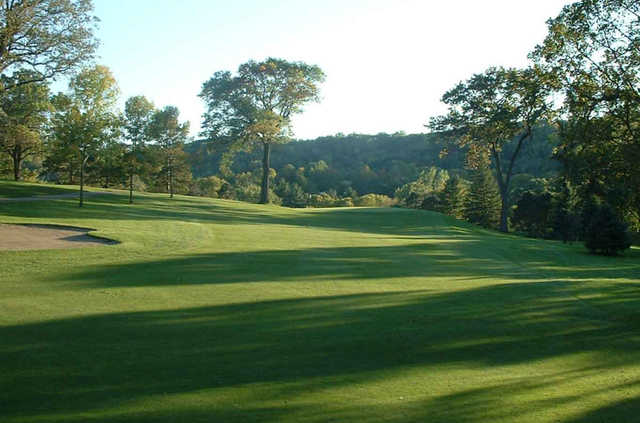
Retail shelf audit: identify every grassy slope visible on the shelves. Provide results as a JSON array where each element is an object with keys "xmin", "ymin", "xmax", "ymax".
[
  {"xmin": 0, "ymin": 180, "xmax": 81, "ymax": 198},
  {"xmin": 1, "ymin": 181, "xmax": 639, "ymax": 423}
]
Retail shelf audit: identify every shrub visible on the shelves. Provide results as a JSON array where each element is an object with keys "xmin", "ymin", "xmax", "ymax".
[{"xmin": 354, "ymin": 193, "xmax": 395, "ymax": 207}]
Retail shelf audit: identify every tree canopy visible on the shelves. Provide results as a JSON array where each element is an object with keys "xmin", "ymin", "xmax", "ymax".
[
  {"xmin": 0, "ymin": 0, "xmax": 98, "ymax": 86},
  {"xmin": 0, "ymin": 70, "xmax": 51, "ymax": 180},
  {"xmin": 429, "ymin": 66, "xmax": 552, "ymax": 232},
  {"xmin": 199, "ymin": 57, "xmax": 325, "ymax": 203},
  {"xmin": 48, "ymin": 65, "xmax": 119, "ymax": 206},
  {"xmin": 534, "ymin": 0, "xmax": 640, "ymax": 228},
  {"xmin": 148, "ymin": 105, "xmax": 189, "ymax": 198},
  {"xmin": 124, "ymin": 95, "xmax": 155, "ymax": 203}
]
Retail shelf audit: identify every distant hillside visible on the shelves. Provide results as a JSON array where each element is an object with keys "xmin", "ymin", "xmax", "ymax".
[{"xmin": 187, "ymin": 127, "xmax": 560, "ymax": 197}]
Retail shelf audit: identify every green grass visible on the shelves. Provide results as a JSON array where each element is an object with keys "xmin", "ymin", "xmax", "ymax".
[
  {"xmin": 1, "ymin": 181, "xmax": 639, "ymax": 423},
  {"xmin": 0, "ymin": 180, "xmax": 82, "ymax": 198}
]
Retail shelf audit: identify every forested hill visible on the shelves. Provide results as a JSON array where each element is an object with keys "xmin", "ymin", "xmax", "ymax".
[{"xmin": 187, "ymin": 126, "xmax": 560, "ymax": 197}]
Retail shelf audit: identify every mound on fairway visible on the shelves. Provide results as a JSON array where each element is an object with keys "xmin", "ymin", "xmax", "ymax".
[
  {"xmin": 0, "ymin": 181, "xmax": 639, "ymax": 423},
  {"xmin": 0, "ymin": 223, "xmax": 116, "ymax": 250}
]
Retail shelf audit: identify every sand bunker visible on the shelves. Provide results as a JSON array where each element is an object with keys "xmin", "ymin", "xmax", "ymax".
[{"xmin": 0, "ymin": 224, "xmax": 116, "ymax": 251}]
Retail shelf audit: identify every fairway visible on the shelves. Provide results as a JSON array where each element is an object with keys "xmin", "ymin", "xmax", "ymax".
[{"xmin": 1, "ymin": 183, "xmax": 639, "ymax": 423}]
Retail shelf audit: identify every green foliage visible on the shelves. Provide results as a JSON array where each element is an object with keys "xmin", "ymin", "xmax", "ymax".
[
  {"xmin": 0, "ymin": 71, "xmax": 51, "ymax": 180},
  {"xmin": 200, "ymin": 58, "xmax": 325, "ymax": 204},
  {"xmin": 45, "ymin": 65, "xmax": 120, "ymax": 205},
  {"xmin": 88, "ymin": 137, "xmax": 127, "ymax": 188},
  {"xmin": 0, "ymin": 0, "xmax": 98, "ymax": 82},
  {"xmin": 188, "ymin": 130, "xmax": 559, "ymax": 206},
  {"xmin": 438, "ymin": 175, "xmax": 468, "ymax": 219},
  {"xmin": 124, "ymin": 95, "xmax": 155, "ymax": 201},
  {"xmin": 148, "ymin": 106, "xmax": 190, "ymax": 198},
  {"xmin": 534, "ymin": 0, "xmax": 640, "ymax": 233},
  {"xmin": 464, "ymin": 165, "xmax": 501, "ymax": 230},
  {"xmin": 584, "ymin": 204, "xmax": 632, "ymax": 256},
  {"xmin": 430, "ymin": 66, "xmax": 553, "ymax": 232},
  {"xmin": 512, "ymin": 191, "xmax": 553, "ymax": 238},
  {"xmin": 308, "ymin": 192, "xmax": 339, "ymax": 208},
  {"xmin": 275, "ymin": 180, "xmax": 308, "ymax": 208},
  {"xmin": 394, "ymin": 167, "xmax": 449, "ymax": 208},
  {"xmin": 354, "ymin": 193, "xmax": 395, "ymax": 207},
  {"xmin": 549, "ymin": 180, "xmax": 581, "ymax": 243},
  {"xmin": 190, "ymin": 175, "xmax": 226, "ymax": 198}
]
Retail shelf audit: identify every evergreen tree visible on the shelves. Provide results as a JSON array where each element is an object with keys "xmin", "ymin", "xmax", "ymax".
[
  {"xmin": 464, "ymin": 166, "xmax": 501, "ymax": 229},
  {"xmin": 439, "ymin": 175, "xmax": 468, "ymax": 219}
]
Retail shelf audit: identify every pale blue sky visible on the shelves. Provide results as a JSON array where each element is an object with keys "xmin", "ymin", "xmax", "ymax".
[{"xmin": 91, "ymin": 0, "xmax": 572, "ymax": 139}]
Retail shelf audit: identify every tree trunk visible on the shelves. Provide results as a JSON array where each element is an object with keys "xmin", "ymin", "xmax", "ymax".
[
  {"xmin": 499, "ymin": 188, "xmax": 509, "ymax": 233},
  {"xmin": 79, "ymin": 152, "xmax": 85, "ymax": 208},
  {"xmin": 11, "ymin": 147, "xmax": 21, "ymax": 181},
  {"xmin": 12, "ymin": 157, "xmax": 20, "ymax": 181},
  {"xmin": 129, "ymin": 173, "xmax": 134, "ymax": 204},
  {"xmin": 168, "ymin": 157, "xmax": 174, "ymax": 199},
  {"xmin": 260, "ymin": 142, "xmax": 271, "ymax": 204}
]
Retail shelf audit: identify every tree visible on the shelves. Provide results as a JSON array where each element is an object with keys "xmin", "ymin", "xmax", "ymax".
[
  {"xmin": 464, "ymin": 164, "xmax": 501, "ymax": 230},
  {"xmin": 90, "ymin": 136, "xmax": 126, "ymax": 188},
  {"xmin": 124, "ymin": 95, "xmax": 154, "ymax": 203},
  {"xmin": 394, "ymin": 167, "xmax": 449, "ymax": 208},
  {"xmin": 533, "ymin": 0, "xmax": 640, "ymax": 229},
  {"xmin": 190, "ymin": 175, "xmax": 226, "ymax": 198},
  {"xmin": 439, "ymin": 175, "xmax": 468, "ymax": 219},
  {"xmin": 584, "ymin": 204, "xmax": 632, "ymax": 256},
  {"xmin": 48, "ymin": 65, "xmax": 120, "ymax": 206},
  {"xmin": 0, "ymin": 71, "xmax": 51, "ymax": 180},
  {"xmin": 148, "ymin": 105, "xmax": 189, "ymax": 198},
  {"xmin": 430, "ymin": 66, "xmax": 552, "ymax": 232},
  {"xmin": 275, "ymin": 180, "xmax": 308, "ymax": 208},
  {"xmin": 199, "ymin": 58, "xmax": 325, "ymax": 204},
  {"xmin": 550, "ymin": 179, "xmax": 580, "ymax": 243},
  {"xmin": 0, "ymin": 0, "xmax": 98, "ymax": 87},
  {"xmin": 512, "ymin": 191, "xmax": 553, "ymax": 238}
]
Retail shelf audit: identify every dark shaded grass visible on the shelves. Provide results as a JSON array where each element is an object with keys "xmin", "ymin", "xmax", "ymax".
[{"xmin": 0, "ymin": 181, "xmax": 78, "ymax": 198}]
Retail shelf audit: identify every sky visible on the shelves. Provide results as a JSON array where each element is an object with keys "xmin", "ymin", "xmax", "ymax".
[{"xmin": 90, "ymin": 0, "xmax": 573, "ymax": 140}]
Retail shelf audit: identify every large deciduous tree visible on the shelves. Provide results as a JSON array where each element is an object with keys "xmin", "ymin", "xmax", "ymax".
[
  {"xmin": 0, "ymin": 70, "xmax": 51, "ymax": 180},
  {"xmin": 48, "ymin": 65, "xmax": 119, "ymax": 206},
  {"xmin": 533, "ymin": 0, "xmax": 640, "ymax": 229},
  {"xmin": 199, "ymin": 58, "xmax": 325, "ymax": 204},
  {"xmin": 0, "ymin": 0, "xmax": 98, "ymax": 86},
  {"xmin": 429, "ymin": 67, "xmax": 552, "ymax": 232}
]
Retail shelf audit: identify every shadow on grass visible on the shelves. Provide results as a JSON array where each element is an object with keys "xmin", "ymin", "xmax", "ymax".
[
  {"xmin": 0, "ymin": 181, "xmax": 77, "ymax": 198},
  {"xmin": 2, "ymin": 283, "xmax": 640, "ymax": 422}
]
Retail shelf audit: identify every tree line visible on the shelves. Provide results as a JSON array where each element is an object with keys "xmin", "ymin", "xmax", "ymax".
[{"xmin": 1, "ymin": 65, "xmax": 192, "ymax": 205}]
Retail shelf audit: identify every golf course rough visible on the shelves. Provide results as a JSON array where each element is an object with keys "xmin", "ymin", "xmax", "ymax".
[{"xmin": 1, "ymin": 181, "xmax": 639, "ymax": 423}]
